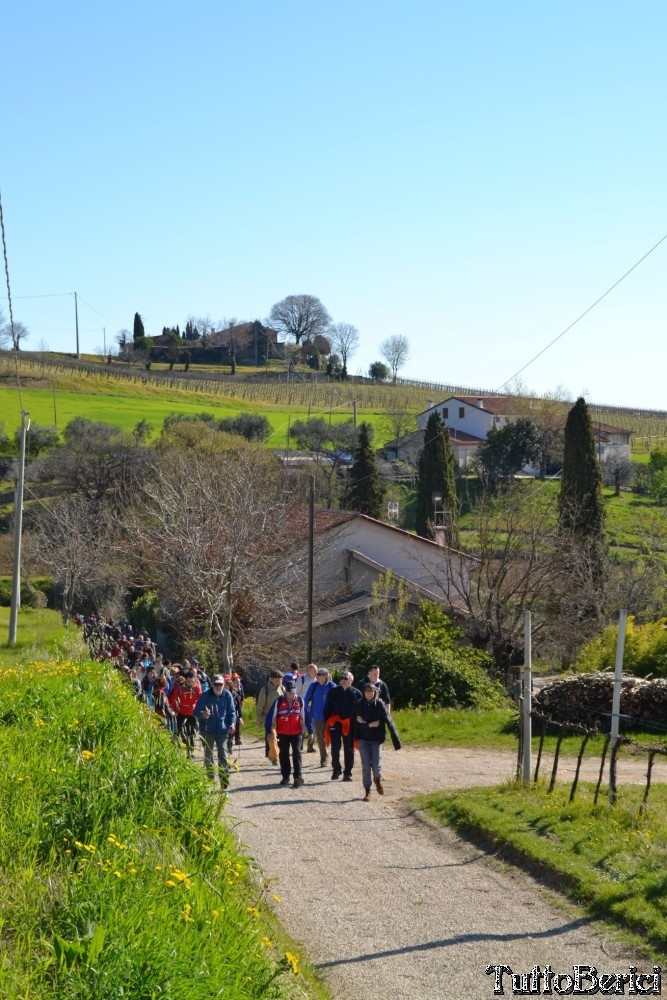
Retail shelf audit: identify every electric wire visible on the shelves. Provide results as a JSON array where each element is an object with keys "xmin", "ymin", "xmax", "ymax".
[{"xmin": 497, "ymin": 232, "xmax": 667, "ymax": 393}]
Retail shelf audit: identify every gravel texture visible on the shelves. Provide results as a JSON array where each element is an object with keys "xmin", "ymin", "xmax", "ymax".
[{"xmin": 225, "ymin": 740, "xmax": 663, "ymax": 1000}]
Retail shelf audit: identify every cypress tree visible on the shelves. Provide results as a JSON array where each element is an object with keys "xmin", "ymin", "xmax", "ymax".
[
  {"xmin": 343, "ymin": 422, "xmax": 385, "ymax": 518},
  {"xmin": 415, "ymin": 413, "xmax": 459, "ymax": 545},
  {"xmin": 133, "ymin": 312, "xmax": 145, "ymax": 344},
  {"xmin": 558, "ymin": 397, "xmax": 605, "ymax": 541}
]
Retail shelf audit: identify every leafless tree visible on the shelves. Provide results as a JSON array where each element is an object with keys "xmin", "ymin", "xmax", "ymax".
[
  {"xmin": 601, "ymin": 450, "xmax": 634, "ymax": 497},
  {"xmin": 1, "ymin": 319, "xmax": 30, "ymax": 350},
  {"xmin": 330, "ymin": 322, "xmax": 359, "ymax": 376},
  {"xmin": 125, "ymin": 447, "xmax": 305, "ymax": 670},
  {"xmin": 379, "ymin": 335, "xmax": 410, "ymax": 384},
  {"xmin": 24, "ymin": 494, "xmax": 124, "ymax": 623},
  {"xmin": 269, "ymin": 294, "xmax": 331, "ymax": 345}
]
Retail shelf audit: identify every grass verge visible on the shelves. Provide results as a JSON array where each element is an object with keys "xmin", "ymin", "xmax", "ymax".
[
  {"xmin": 417, "ymin": 781, "xmax": 667, "ymax": 956},
  {"xmin": 0, "ymin": 657, "xmax": 316, "ymax": 999}
]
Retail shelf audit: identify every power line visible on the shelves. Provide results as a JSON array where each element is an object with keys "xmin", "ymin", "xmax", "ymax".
[{"xmin": 497, "ymin": 232, "xmax": 667, "ymax": 393}]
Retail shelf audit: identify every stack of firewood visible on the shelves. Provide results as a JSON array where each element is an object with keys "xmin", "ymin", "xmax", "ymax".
[{"xmin": 534, "ymin": 672, "xmax": 667, "ymax": 733}]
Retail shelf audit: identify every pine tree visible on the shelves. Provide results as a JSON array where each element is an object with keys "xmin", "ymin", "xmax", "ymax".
[
  {"xmin": 343, "ymin": 423, "xmax": 385, "ymax": 518},
  {"xmin": 558, "ymin": 397, "xmax": 605, "ymax": 541},
  {"xmin": 133, "ymin": 312, "xmax": 145, "ymax": 344},
  {"xmin": 415, "ymin": 413, "xmax": 459, "ymax": 545}
]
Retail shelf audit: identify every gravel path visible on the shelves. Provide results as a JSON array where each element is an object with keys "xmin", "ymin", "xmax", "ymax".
[{"xmin": 225, "ymin": 740, "xmax": 662, "ymax": 1000}]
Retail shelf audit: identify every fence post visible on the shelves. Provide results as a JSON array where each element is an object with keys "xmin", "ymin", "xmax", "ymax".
[
  {"xmin": 608, "ymin": 609, "xmax": 627, "ymax": 805},
  {"xmin": 522, "ymin": 611, "xmax": 532, "ymax": 786}
]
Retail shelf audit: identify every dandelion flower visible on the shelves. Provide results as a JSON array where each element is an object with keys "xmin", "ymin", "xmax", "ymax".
[
  {"xmin": 113, "ymin": 871, "xmax": 122, "ymax": 878},
  {"xmin": 285, "ymin": 952, "xmax": 299, "ymax": 975},
  {"xmin": 272, "ymin": 894, "xmax": 281, "ymax": 902},
  {"xmin": 165, "ymin": 880, "xmax": 177, "ymax": 888}
]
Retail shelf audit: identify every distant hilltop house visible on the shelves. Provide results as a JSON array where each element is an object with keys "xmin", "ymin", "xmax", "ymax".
[
  {"xmin": 411, "ymin": 395, "xmax": 632, "ymax": 471},
  {"xmin": 207, "ymin": 321, "xmax": 281, "ymax": 365}
]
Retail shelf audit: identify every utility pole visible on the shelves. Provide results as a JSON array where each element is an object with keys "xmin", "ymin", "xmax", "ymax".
[
  {"xmin": 9, "ymin": 410, "xmax": 30, "ymax": 646},
  {"xmin": 353, "ymin": 399, "xmax": 357, "ymax": 427},
  {"xmin": 522, "ymin": 611, "xmax": 532, "ymax": 786},
  {"xmin": 307, "ymin": 475, "xmax": 315, "ymax": 663},
  {"xmin": 609, "ymin": 609, "xmax": 627, "ymax": 804},
  {"xmin": 74, "ymin": 291, "xmax": 80, "ymax": 359},
  {"xmin": 103, "ymin": 327, "xmax": 106, "ymax": 355}
]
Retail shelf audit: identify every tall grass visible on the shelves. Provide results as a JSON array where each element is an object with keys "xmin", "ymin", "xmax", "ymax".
[{"xmin": 0, "ymin": 658, "xmax": 299, "ymax": 999}]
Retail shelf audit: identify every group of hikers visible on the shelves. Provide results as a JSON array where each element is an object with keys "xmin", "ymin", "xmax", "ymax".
[
  {"xmin": 255, "ymin": 662, "xmax": 401, "ymax": 800},
  {"xmin": 78, "ymin": 615, "xmax": 400, "ymax": 800}
]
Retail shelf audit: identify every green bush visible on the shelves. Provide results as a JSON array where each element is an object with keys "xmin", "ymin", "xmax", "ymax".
[
  {"xmin": 130, "ymin": 589, "xmax": 160, "ymax": 636},
  {"xmin": 576, "ymin": 616, "xmax": 667, "ymax": 678},
  {"xmin": 0, "ymin": 577, "xmax": 54, "ymax": 608},
  {"xmin": 350, "ymin": 602, "xmax": 507, "ymax": 709}
]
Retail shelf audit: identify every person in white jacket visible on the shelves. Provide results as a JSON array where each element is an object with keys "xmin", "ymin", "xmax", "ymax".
[{"xmin": 295, "ymin": 662, "xmax": 318, "ymax": 752}]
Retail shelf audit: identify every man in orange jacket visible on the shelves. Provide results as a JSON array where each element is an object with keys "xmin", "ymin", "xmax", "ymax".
[{"xmin": 324, "ymin": 671, "xmax": 361, "ymax": 781}]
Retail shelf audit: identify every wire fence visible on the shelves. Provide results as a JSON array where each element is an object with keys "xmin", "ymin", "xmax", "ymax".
[{"xmin": 517, "ymin": 700, "xmax": 667, "ymax": 812}]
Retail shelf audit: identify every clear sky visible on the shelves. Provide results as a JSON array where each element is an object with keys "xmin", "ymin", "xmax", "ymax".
[{"xmin": 1, "ymin": 1, "xmax": 665, "ymax": 408}]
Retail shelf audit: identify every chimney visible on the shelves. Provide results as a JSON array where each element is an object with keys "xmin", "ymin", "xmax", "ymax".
[
  {"xmin": 477, "ymin": 398, "xmax": 484, "ymax": 409},
  {"xmin": 426, "ymin": 399, "xmax": 434, "ymax": 410},
  {"xmin": 433, "ymin": 526, "xmax": 446, "ymax": 547}
]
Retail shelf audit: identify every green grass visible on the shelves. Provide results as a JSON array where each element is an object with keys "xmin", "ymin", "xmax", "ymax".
[
  {"xmin": 417, "ymin": 781, "xmax": 667, "ymax": 956},
  {"xmin": 0, "ymin": 607, "xmax": 83, "ymax": 669},
  {"xmin": 0, "ymin": 656, "xmax": 316, "ymax": 999}
]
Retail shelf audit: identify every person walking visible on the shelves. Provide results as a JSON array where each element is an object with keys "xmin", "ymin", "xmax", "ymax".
[
  {"xmin": 324, "ymin": 671, "xmax": 361, "ymax": 781},
  {"xmin": 304, "ymin": 667, "xmax": 336, "ymax": 767},
  {"xmin": 295, "ymin": 662, "xmax": 318, "ymax": 752},
  {"xmin": 358, "ymin": 665, "xmax": 391, "ymax": 712},
  {"xmin": 194, "ymin": 674, "xmax": 237, "ymax": 787},
  {"xmin": 167, "ymin": 668, "xmax": 202, "ymax": 756},
  {"xmin": 267, "ymin": 679, "xmax": 306, "ymax": 788},
  {"xmin": 356, "ymin": 682, "xmax": 401, "ymax": 800},
  {"xmin": 255, "ymin": 670, "xmax": 284, "ymax": 764}
]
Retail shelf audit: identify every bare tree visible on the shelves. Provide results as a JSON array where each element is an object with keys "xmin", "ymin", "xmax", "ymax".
[
  {"xmin": 25, "ymin": 494, "xmax": 123, "ymax": 623},
  {"xmin": 2, "ymin": 319, "xmax": 30, "ymax": 350},
  {"xmin": 269, "ymin": 294, "xmax": 331, "ymax": 345},
  {"xmin": 289, "ymin": 418, "xmax": 358, "ymax": 507},
  {"xmin": 126, "ymin": 447, "xmax": 304, "ymax": 670},
  {"xmin": 379, "ymin": 335, "xmax": 410, "ymax": 384},
  {"xmin": 330, "ymin": 322, "xmax": 359, "ymax": 377}
]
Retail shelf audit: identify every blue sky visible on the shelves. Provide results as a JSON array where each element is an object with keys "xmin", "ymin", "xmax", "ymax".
[{"xmin": 1, "ymin": 1, "xmax": 665, "ymax": 408}]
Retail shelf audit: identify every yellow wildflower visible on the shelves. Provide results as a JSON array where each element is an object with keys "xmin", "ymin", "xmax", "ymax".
[{"xmin": 285, "ymin": 952, "xmax": 299, "ymax": 975}]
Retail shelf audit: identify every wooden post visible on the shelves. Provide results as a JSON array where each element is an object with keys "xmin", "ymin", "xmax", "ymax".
[
  {"xmin": 608, "ymin": 610, "xmax": 627, "ymax": 804},
  {"xmin": 522, "ymin": 611, "xmax": 532, "ymax": 786}
]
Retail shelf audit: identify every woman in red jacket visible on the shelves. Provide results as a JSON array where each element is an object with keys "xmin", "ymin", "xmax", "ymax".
[{"xmin": 167, "ymin": 668, "xmax": 202, "ymax": 756}]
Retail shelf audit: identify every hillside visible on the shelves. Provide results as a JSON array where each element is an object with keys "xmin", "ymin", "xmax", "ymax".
[{"xmin": 1, "ymin": 351, "xmax": 666, "ymax": 452}]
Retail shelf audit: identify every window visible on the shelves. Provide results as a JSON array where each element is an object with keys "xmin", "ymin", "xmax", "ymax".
[
  {"xmin": 459, "ymin": 407, "xmax": 465, "ymax": 419},
  {"xmin": 442, "ymin": 407, "xmax": 448, "ymax": 419}
]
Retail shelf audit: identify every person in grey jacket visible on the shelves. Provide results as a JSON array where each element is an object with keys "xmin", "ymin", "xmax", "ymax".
[{"xmin": 194, "ymin": 674, "xmax": 236, "ymax": 786}]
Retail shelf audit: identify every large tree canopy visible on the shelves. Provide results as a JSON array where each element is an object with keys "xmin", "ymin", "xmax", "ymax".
[{"xmin": 269, "ymin": 294, "xmax": 331, "ymax": 345}]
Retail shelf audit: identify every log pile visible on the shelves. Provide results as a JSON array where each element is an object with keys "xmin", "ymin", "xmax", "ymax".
[{"xmin": 534, "ymin": 672, "xmax": 667, "ymax": 733}]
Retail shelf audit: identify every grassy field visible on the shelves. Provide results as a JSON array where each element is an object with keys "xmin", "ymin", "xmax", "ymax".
[
  {"xmin": 418, "ymin": 781, "xmax": 667, "ymax": 957},
  {"xmin": 0, "ymin": 606, "xmax": 84, "ymax": 668},
  {"xmin": 0, "ymin": 649, "xmax": 323, "ymax": 1000}
]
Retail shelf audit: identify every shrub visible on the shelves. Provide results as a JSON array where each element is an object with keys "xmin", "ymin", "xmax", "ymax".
[
  {"xmin": 130, "ymin": 589, "xmax": 160, "ymax": 636},
  {"xmin": 350, "ymin": 602, "xmax": 506, "ymax": 709},
  {"xmin": 218, "ymin": 414, "xmax": 271, "ymax": 441},
  {"xmin": 576, "ymin": 616, "xmax": 667, "ymax": 679}
]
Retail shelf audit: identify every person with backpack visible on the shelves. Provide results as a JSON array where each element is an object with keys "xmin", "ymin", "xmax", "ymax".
[
  {"xmin": 304, "ymin": 667, "xmax": 336, "ymax": 767},
  {"xmin": 255, "ymin": 670, "xmax": 284, "ymax": 764},
  {"xmin": 267, "ymin": 679, "xmax": 306, "ymax": 788}
]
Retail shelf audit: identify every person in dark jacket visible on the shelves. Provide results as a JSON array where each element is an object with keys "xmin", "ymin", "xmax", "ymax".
[
  {"xmin": 324, "ymin": 671, "xmax": 361, "ymax": 781},
  {"xmin": 356, "ymin": 682, "xmax": 401, "ymax": 800},
  {"xmin": 194, "ymin": 674, "xmax": 236, "ymax": 786},
  {"xmin": 358, "ymin": 665, "xmax": 391, "ymax": 712}
]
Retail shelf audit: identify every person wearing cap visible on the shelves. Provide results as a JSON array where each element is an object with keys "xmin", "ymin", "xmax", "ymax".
[
  {"xmin": 303, "ymin": 667, "xmax": 335, "ymax": 766},
  {"xmin": 324, "ymin": 671, "xmax": 362, "ymax": 781},
  {"xmin": 255, "ymin": 670, "xmax": 284, "ymax": 763},
  {"xmin": 295, "ymin": 663, "xmax": 318, "ymax": 752},
  {"xmin": 266, "ymin": 679, "xmax": 306, "ymax": 788},
  {"xmin": 194, "ymin": 674, "xmax": 237, "ymax": 787}
]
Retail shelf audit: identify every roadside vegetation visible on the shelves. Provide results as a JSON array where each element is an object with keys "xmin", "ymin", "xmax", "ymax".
[
  {"xmin": 0, "ymin": 647, "xmax": 312, "ymax": 999},
  {"xmin": 418, "ymin": 781, "xmax": 667, "ymax": 956}
]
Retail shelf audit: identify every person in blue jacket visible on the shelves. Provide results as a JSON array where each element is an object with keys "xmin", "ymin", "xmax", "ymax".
[
  {"xmin": 304, "ymin": 667, "xmax": 336, "ymax": 767},
  {"xmin": 194, "ymin": 674, "xmax": 236, "ymax": 787}
]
